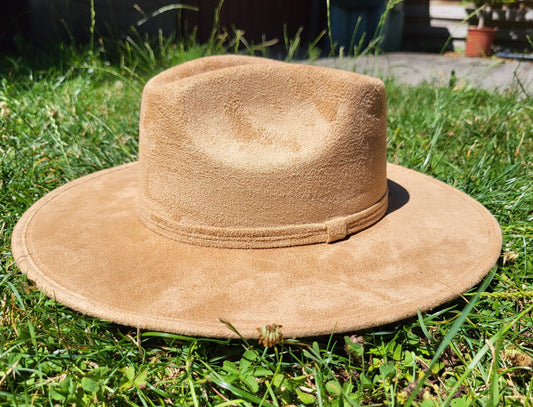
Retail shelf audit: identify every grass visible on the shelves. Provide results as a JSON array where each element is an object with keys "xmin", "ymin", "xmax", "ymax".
[{"xmin": 0, "ymin": 33, "xmax": 532, "ymax": 406}]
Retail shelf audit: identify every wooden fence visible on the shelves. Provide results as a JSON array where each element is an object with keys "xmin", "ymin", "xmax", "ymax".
[{"xmin": 2, "ymin": 0, "xmax": 532, "ymax": 54}]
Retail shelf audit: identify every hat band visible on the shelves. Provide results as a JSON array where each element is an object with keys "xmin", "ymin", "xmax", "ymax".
[{"xmin": 137, "ymin": 190, "xmax": 388, "ymax": 249}]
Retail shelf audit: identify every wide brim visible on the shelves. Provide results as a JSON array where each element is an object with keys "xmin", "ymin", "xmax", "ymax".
[{"xmin": 11, "ymin": 162, "xmax": 501, "ymax": 338}]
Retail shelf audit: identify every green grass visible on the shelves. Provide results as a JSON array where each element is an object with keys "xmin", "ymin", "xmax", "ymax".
[{"xmin": 0, "ymin": 37, "xmax": 532, "ymax": 406}]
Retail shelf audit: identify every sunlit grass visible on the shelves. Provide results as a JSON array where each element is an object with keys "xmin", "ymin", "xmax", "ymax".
[{"xmin": 0, "ymin": 37, "xmax": 531, "ymax": 406}]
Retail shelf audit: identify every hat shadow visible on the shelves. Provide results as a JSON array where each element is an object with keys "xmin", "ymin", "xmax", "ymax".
[
  {"xmin": 333, "ymin": 179, "xmax": 409, "ymax": 243},
  {"xmin": 386, "ymin": 179, "xmax": 410, "ymax": 215}
]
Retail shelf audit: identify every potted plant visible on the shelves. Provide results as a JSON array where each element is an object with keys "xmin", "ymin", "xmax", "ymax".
[{"xmin": 465, "ymin": 0, "xmax": 513, "ymax": 57}]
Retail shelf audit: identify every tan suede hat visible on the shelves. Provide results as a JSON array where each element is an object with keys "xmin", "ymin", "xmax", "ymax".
[{"xmin": 11, "ymin": 55, "xmax": 502, "ymax": 339}]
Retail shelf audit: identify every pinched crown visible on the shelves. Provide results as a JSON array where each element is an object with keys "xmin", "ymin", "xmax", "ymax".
[{"xmin": 137, "ymin": 56, "xmax": 388, "ymax": 249}]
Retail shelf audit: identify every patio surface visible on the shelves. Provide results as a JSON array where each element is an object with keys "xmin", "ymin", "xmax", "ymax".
[{"xmin": 312, "ymin": 52, "xmax": 533, "ymax": 95}]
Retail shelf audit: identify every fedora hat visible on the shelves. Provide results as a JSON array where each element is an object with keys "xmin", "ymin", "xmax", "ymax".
[{"xmin": 11, "ymin": 55, "xmax": 502, "ymax": 339}]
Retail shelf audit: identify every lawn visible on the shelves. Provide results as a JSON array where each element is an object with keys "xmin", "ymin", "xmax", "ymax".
[{"xmin": 0, "ymin": 35, "xmax": 532, "ymax": 406}]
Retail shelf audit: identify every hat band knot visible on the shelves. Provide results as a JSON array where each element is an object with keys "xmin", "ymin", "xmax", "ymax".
[
  {"xmin": 138, "ymin": 190, "xmax": 388, "ymax": 249},
  {"xmin": 324, "ymin": 217, "xmax": 348, "ymax": 243}
]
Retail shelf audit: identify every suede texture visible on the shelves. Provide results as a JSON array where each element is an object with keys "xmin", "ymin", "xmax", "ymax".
[
  {"xmin": 138, "ymin": 56, "xmax": 387, "ymax": 248},
  {"xmin": 11, "ymin": 55, "xmax": 502, "ymax": 338}
]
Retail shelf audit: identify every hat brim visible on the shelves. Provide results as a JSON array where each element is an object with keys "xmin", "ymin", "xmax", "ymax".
[{"xmin": 11, "ymin": 162, "xmax": 501, "ymax": 338}]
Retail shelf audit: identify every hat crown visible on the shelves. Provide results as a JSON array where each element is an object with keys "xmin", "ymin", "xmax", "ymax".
[{"xmin": 137, "ymin": 56, "xmax": 388, "ymax": 248}]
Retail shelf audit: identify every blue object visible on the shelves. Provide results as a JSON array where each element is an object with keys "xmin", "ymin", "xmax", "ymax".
[{"xmin": 330, "ymin": 0, "xmax": 388, "ymax": 53}]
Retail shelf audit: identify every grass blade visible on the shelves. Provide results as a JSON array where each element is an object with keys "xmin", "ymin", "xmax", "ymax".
[{"xmin": 404, "ymin": 266, "xmax": 497, "ymax": 406}]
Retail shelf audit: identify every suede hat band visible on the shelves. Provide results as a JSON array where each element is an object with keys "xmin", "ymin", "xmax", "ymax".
[{"xmin": 137, "ymin": 190, "xmax": 388, "ymax": 248}]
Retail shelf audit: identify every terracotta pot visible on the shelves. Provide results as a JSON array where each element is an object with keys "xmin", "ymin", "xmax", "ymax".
[{"xmin": 465, "ymin": 26, "xmax": 497, "ymax": 57}]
